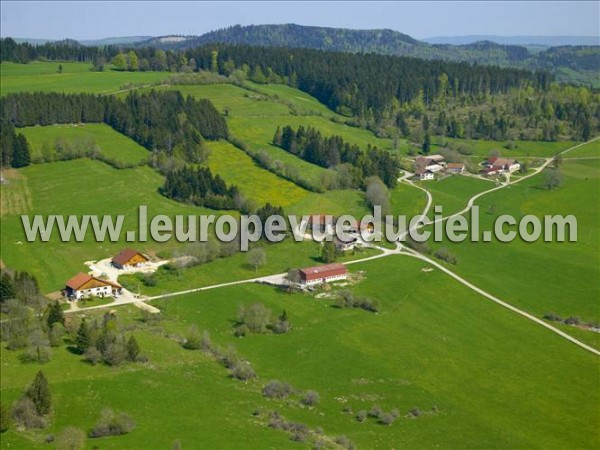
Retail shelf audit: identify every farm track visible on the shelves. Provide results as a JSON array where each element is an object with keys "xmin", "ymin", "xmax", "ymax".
[{"xmin": 68, "ymin": 137, "xmax": 600, "ymax": 356}]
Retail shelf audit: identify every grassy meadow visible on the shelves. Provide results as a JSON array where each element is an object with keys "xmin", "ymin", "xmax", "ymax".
[
  {"xmin": 1, "ymin": 61, "xmax": 598, "ymax": 449},
  {"xmin": 20, "ymin": 123, "xmax": 149, "ymax": 166},
  {"xmin": 0, "ymin": 61, "xmax": 169, "ymax": 95},
  {"xmin": 1, "ymin": 256, "xmax": 598, "ymax": 449},
  {"xmin": 426, "ymin": 159, "xmax": 600, "ymax": 338}
]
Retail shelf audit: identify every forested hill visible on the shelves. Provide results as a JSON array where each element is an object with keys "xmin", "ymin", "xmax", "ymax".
[
  {"xmin": 143, "ymin": 24, "xmax": 421, "ymax": 52},
  {"xmin": 140, "ymin": 24, "xmax": 530, "ymax": 64},
  {"xmin": 139, "ymin": 24, "xmax": 599, "ymax": 86}
]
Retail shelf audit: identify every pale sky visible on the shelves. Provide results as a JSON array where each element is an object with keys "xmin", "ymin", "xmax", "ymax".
[{"xmin": 1, "ymin": 1, "xmax": 598, "ymax": 40}]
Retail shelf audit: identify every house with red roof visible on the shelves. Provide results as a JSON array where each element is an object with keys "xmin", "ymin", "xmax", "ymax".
[
  {"xmin": 298, "ymin": 263, "xmax": 348, "ymax": 286},
  {"xmin": 64, "ymin": 272, "xmax": 122, "ymax": 300},
  {"xmin": 111, "ymin": 248, "xmax": 149, "ymax": 269}
]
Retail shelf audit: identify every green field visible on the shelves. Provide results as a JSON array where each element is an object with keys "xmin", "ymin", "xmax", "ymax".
[
  {"xmin": 206, "ymin": 140, "xmax": 371, "ymax": 218},
  {"xmin": 1, "ymin": 62, "xmax": 599, "ymax": 450},
  {"xmin": 145, "ymin": 83, "xmax": 292, "ymax": 116},
  {"xmin": 20, "ymin": 124, "xmax": 149, "ymax": 166},
  {"xmin": 206, "ymin": 140, "xmax": 311, "ymax": 208},
  {"xmin": 418, "ymin": 175, "xmax": 494, "ymax": 219},
  {"xmin": 427, "ymin": 159, "xmax": 600, "ymax": 334},
  {"xmin": 0, "ymin": 159, "xmax": 218, "ymax": 293},
  {"xmin": 433, "ymin": 136, "xmax": 578, "ymax": 158},
  {"xmin": 0, "ymin": 62, "xmax": 169, "ymax": 95},
  {"xmin": 2, "ymin": 256, "xmax": 598, "ymax": 449},
  {"xmin": 563, "ymin": 139, "xmax": 600, "ymax": 158}
]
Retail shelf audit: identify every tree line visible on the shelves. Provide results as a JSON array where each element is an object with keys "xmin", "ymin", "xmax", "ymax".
[
  {"xmin": 0, "ymin": 90, "xmax": 228, "ymax": 166},
  {"xmin": 273, "ymin": 125, "xmax": 400, "ymax": 188},
  {"xmin": 160, "ymin": 166, "xmax": 239, "ymax": 210}
]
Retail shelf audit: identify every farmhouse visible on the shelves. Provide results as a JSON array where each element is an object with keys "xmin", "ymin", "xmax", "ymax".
[
  {"xmin": 298, "ymin": 263, "xmax": 348, "ymax": 286},
  {"xmin": 415, "ymin": 155, "xmax": 445, "ymax": 180},
  {"xmin": 334, "ymin": 236, "xmax": 359, "ymax": 252},
  {"xmin": 481, "ymin": 157, "xmax": 521, "ymax": 175},
  {"xmin": 111, "ymin": 248, "xmax": 149, "ymax": 269},
  {"xmin": 64, "ymin": 272, "xmax": 122, "ymax": 300},
  {"xmin": 446, "ymin": 163, "xmax": 465, "ymax": 174},
  {"xmin": 418, "ymin": 170, "xmax": 435, "ymax": 180}
]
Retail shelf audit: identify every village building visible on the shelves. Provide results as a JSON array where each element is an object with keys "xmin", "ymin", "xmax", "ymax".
[
  {"xmin": 446, "ymin": 163, "xmax": 465, "ymax": 174},
  {"xmin": 298, "ymin": 263, "xmax": 348, "ymax": 286},
  {"xmin": 64, "ymin": 272, "xmax": 122, "ymax": 300},
  {"xmin": 418, "ymin": 170, "xmax": 435, "ymax": 180},
  {"xmin": 111, "ymin": 248, "xmax": 150, "ymax": 269},
  {"xmin": 334, "ymin": 236, "xmax": 359, "ymax": 252},
  {"xmin": 414, "ymin": 155, "xmax": 445, "ymax": 181},
  {"xmin": 481, "ymin": 157, "xmax": 521, "ymax": 175}
]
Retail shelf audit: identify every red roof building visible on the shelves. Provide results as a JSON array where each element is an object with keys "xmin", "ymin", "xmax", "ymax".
[
  {"xmin": 64, "ymin": 272, "xmax": 122, "ymax": 300},
  {"xmin": 111, "ymin": 248, "xmax": 149, "ymax": 269},
  {"xmin": 298, "ymin": 263, "xmax": 348, "ymax": 286}
]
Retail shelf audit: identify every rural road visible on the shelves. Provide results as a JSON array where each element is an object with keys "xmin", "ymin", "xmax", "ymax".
[{"xmin": 66, "ymin": 137, "xmax": 600, "ymax": 357}]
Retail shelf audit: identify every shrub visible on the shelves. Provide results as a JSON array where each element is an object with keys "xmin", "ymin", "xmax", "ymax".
[
  {"xmin": 231, "ymin": 361, "xmax": 257, "ymax": 381},
  {"xmin": 564, "ymin": 316, "xmax": 581, "ymax": 325},
  {"xmin": 379, "ymin": 412, "xmax": 395, "ymax": 425},
  {"xmin": 405, "ymin": 237, "xmax": 432, "ymax": 254},
  {"xmin": 182, "ymin": 325, "xmax": 202, "ymax": 350},
  {"xmin": 409, "ymin": 407, "xmax": 421, "ymax": 417},
  {"xmin": 83, "ymin": 347, "xmax": 102, "ymax": 366},
  {"xmin": 301, "ymin": 390, "xmax": 320, "ymax": 406},
  {"xmin": 89, "ymin": 408, "xmax": 136, "ymax": 438},
  {"xmin": 263, "ymin": 380, "xmax": 294, "ymax": 399},
  {"xmin": 11, "ymin": 397, "xmax": 46, "ymax": 429},
  {"xmin": 48, "ymin": 323, "xmax": 65, "ymax": 347},
  {"xmin": 238, "ymin": 303, "xmax": 272, "ymax": 334},
  {"xmin": 356, "ymin": 410, "xmax": 367, "ymax": 422},
  {"xmin": 369, "ymin": 404, "xmax": 383, "ymax": 418},
  {"xmin": 55, "ymin": 426, "xmax": 86, "ymax": 450},
  {"xmin": 334, "ymin": 435, "xmax": 356, "ymax": 450},
  {"xmin": 434, "ymin": 247, "xmax": 458, "ymax": 265},
  {"xmin": 543, "ymin": 312, "xmax": 563, "ymax": 322}
]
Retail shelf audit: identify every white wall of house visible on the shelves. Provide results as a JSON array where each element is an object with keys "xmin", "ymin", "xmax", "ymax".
[
  {"xmin": 73, "ymin": 285, "xmax": 112, "ymax": 300},
  {"xmin": 301, "ymin": 273, "xmax": 347, "ymax": 286}
]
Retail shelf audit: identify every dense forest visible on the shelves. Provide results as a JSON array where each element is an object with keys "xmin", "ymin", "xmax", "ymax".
[
  {"xmin": 2, "ymin": 37, "xmax": 599, "ymax": 141},
  {"xmin": 160, "ymin": 166, "xmax": 239, "ymax": 210},
  {"xmin": 274, "ymin": 125, "xmax": 400, "ymax": 188},
  {"xmin": 0, "ymin": 91, "xmax": 228, "ymax": 167},
  {"xmin": 3, "ymin": 23, "xmax": 598, "ymax": 84}
]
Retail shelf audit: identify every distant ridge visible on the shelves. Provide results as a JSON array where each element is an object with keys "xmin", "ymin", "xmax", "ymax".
[
  {"xmin": 424, "ymin": 35, "xmax": 600, "ymax": 47},
  {"xmin": 12, "ymin": 36, "xmax": 152, "ymax": 46}
]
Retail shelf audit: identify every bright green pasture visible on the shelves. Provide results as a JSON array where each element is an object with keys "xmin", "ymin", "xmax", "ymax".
[
  {"xmin": 206, "ymin": 140, "xmax": 371, "ymax": 217},
  {"xmin": 244, "ymin": 81, "xmax": 346, "ymax": 118},
  {"xmin": 0, "ymin": 159, "xmax": 220, "ymax": 293},
  {"xmin": 0, "ymin": 62, "xmax": 168, "ymax": 95},
  {"xmin": 20, "ymin": 124, "xmax": 149, "ymax": 165},
  {"xmin": 206, "ymin": 140, "xmax": 311, "ymax": 208},
  {"xmin": 427, "ymin": 159, "xmax": 600, "ymax": 328},
  {"xmin": 417, "ymin": 174, "xmax": 494, "ymax": 219},
  {"xmin": 4, "ymin": 255, "xmax": 597, "ymax": 449},
  {"xmin": 433, "ymin": 136, "xmax": 578, "ymax": 158},
  {"xmin": 563, "ymin": 138, "xmax": 600, "ymax": 158},
  {"xmin": 143, "ymin": 83, "xmax": 291, "ymax": 116}
]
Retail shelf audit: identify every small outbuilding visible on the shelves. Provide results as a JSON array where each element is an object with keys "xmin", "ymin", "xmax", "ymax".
[{"xmin": 111, "ymin": 248, "xmax": 149, "ymax": 269}]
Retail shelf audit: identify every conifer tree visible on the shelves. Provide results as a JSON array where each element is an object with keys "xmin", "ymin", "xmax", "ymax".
[{"xmin": 26, "ymin": 371, "xmax": 51, "ymax": 416}]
